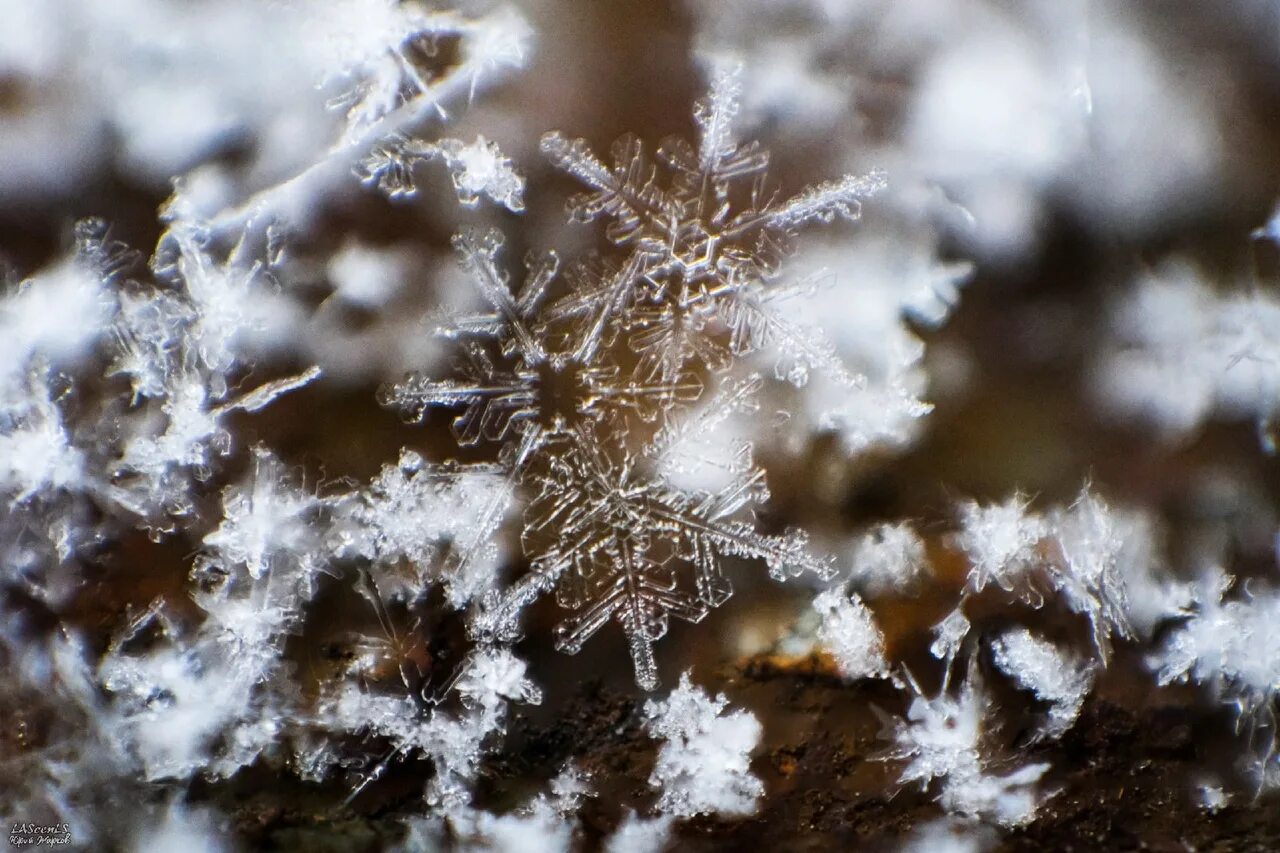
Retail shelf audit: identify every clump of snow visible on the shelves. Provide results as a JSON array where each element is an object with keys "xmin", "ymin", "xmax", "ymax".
[
  {"xmin": 446, "ymin": 764, "xmax": 588, "ymax": 852},
  {"xmin": 989, "ymin": 628, "xmax": 1094, "ymax": 740},
  {"xmin": 644, "ymin": 672, "xmax": 764, "ymax": 818},
  {"xmin": 848, "ymin": 521, "xmax": 930, "ymax": 596},
  {"xmin": 1095, "ymin": 260, "xmax": 1280, "ymax": 450},
  {"xmin": 881, "ymin": 673, "xmax": 1051, "ymax": 827},
  {"xmin": 812, "ymin": 587, "xmax": 891, "ymax": 680},
  {"xmin": 604, "ymin": 811, "xmax": 675, "ymax": 853},
  {"xmin": 899, "ymin": 817, "xmax": 996, "ymax": 853}
]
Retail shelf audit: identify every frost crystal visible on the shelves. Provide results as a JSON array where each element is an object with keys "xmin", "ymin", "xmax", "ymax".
[
  {"xmin": 1095, "ymin": 260, "xmax": 1280, "ymax": 450},
  {"xmin": 849, "ymin": 521, "xmax": 930, "ymax": 596},
  {"xmin": 332, "ymin": 449, "xmax": 510, "ymax": 607},
  {"xmin": 882, "ymin": 674, "xmax": 1050, "ymax": 827},
  {"xmin": 1046, "ymin": 488, "xmax": 1135, "ymax": 659},
  {"xmin": 929, "ymin": 608, "xmax": 971, "ymax": 676},
  {"xmin": 644, "ymin": 672, "xmax": 764, "ymax": 818},
  {"xmin": 989, "ymin": 628, "xmax": 1094, "ymax": 740},
  {"xmin": 436, "ymin": 136, "xmax": 526, "ymax": 211},
  {"xmin": 201, "ymin": 447, "xmax": 321, "ymax": 581},
  {"xmin": 538, "ymin": 63, "xmax": 884, "ymax": 381},
  {"xmin": 955, "ymin": 493, "xmax": 1045, "ymax": 594},
  {"xmin": 812, "ymin": 587, "xmax": 890, "ymax": 680},
  {"xmin": 1152, "ymin": 568, "xmax": 1280, "ymax": 735},
  {"xmin": 953, "ymin": 486, "xmax": 1136, "ymax": 662},
  {"xmin": 360, "ymin": 135, "xmax": 525, "ymax": 211}
]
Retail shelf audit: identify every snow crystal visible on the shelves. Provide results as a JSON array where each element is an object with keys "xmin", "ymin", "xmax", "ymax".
[
  {"xmin": 604, "ymin": 812, "xmax": 675, "ymax": 853},
  {"xmin": 929, "ymin": 608, "xmax": 971, "ymax": 676},
  {"xmin": 882, "ymin": 674, "xmax": 1050, "ymax": 827},
  {"xmin": 1152, "ymin": 568, "xmax": 1280, "ymax": 728},
  {"xmin": 813, "ymin": 587, "xmax": 890, "ymax": 680},
  {"xmin": 989, "ymin": 628, "xmax": 1094, "ymax": 739},
  {"xmin": 436, "ymin": 136, "xmax": 525, "ymax": 212},
  {"xmin": 644, "ymin": 672, "xmax": 764, "ymax": 818},
  {"xmin": 849, "ymin": 522, "xmax": 930, "ymax": 596},
  {"xmin": 1096, "ymin": 260, "xmax": 1280, "ymax": 449},
  {"xmin": 955, "ymin": 493, "xmax": 1046, "ymax": 594}
]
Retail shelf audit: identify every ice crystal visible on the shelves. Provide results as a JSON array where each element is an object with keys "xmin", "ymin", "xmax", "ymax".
[
  {"xmin": 881, "ymin": 674, "xmax": 1050, "ymax": 827},
  {"xmin": 812, "ymin": 587, "xmax": 890, "ymax": 680},
  {"xmin": 0, "ymin": 374, "xmax": 86, "ymax": 504},
  {"xmin": 644, "ymin": 672, "xmax": 764, "ymax": 818},
  {"xmin": 953, "ymin": 486, "xmax": 1135, "ymax": 663},
  {"xmin": 471, "ymin": 429, "xmax": 832, "ymax": 690},
  {"xmin": 324, "ymin": 648, "xmax": 541, "ymax": 810},
  {"xmin": 332, "ymin": 449, "xmax": 510, "ymax": 607},
  {"xmin": 442, "ymin": 768, "xmax": 587, "ymax": 853},
  {"xmin": 359, "ymin": 135, "xmax": 525, "ymax": 211},
  {"xmin": 379, "ymin": 66, "xmax": 867, "ymax": 688},
  {"xmin": 1152, "ymin": 568, "xmax": 1280, "ymax": 738},
  {"xmin": 955, "ymin": 493, "xmax": 1046, "ymax": 594},
  {"xmin": 930, "ymin": 607, "xmax": 972, "ymax": 678},
  {"xmin": 848, "ymin": 521, "xmax": 930, "ymax": 597},
  {"xmin": 899, "ymin": 818, "xmax": 996, "ymax": 853},
  {"xmin": 989, "ymin": 628, "xmax": 1094, "ymax": 740},
  {"xmin": 326, "ymin": 240, "xmax": 407, "ymax": 308},
  {"xmin": 1197, "ymin": 779, "xmax": 1230, "ymax": 812},
  {"xmin": 1095, "ymin": 260, "xmax": 1280, "ymax": 451},
  {"xmin": 538, "ymin": 62, "xmax": 885, "ymax": 382},
  {"xmin": 1045, "ymin": 488, "xmax": 1135, "ymax": 660},
  {"xmin": 201, "ymin": 447, "xmax": 322, "ymax": 581}
]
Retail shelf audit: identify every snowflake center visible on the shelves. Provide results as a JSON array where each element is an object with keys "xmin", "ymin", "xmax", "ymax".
[
  {"xmin": 528, "ymin": 359, "xmax": 589, "ymax": 432},
  {"xmin": 668, "ymin": 221, "xmax": 721, "ymax": 283}
]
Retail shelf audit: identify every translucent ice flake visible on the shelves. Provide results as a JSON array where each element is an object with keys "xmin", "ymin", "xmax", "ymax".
[
  {"xmin": 472, "ymin": 432, "xmax": 832, "ymax": 690},
  {"xmin": 539, "ymin": 63, "xmax": 884, "ymax": 380},
  {"xmin": 377, "ymin": 68, "xmax": 868, "ymax": 689},
  {"xmin": 358, "ymin": 135, "xmax": 525, "ymax": 211}
]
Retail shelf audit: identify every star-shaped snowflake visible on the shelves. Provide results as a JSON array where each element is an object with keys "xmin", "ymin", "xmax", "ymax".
[{"xmin": 379, "ymin": 66, "xmax": 877, "ymax": 688}]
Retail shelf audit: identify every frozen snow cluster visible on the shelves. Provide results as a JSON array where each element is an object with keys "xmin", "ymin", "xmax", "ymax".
[{"xmin": 3, "ymin": 0, "xmax": 1280, "ymax": 850}]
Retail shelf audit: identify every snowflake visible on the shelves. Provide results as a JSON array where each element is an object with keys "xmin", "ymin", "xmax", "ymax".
[
  {"xmin": 1152, "ymin": 568, "xmax": 1280, "ymax": 739},
  {"xmin": 643, "ymin": 672, "xmax": 763, "ymax": 817},
  {"xmin": 954, "ymin": 493, "xmax": 1046, "ymax": 594},
  {"xmin": 989, "ymin": 627, "xmax": 1094, "ymax": 740},
  {"xmin": 332, "ymin": 448, "xmax": 511, "ymax": 608},
  {"xmin": 201, "ymin": 446, "xmax": 321, "ymax": 581},
  {"xmin": 929, "ymin": 607, "xmax": 971, "ymax": 684},
  {"xmin": 372, "ymin": 67, "xmax": 881, "ymax": 689},
  {"xmin": 848, "ymin": 521, "xmax": 930, "ymax": 597},
  {"xmin": 880, "ymin": 672, "xmax": 1050, "ymax": 827},
  {"xmin": 378, "ymin": 225, "xmax": 839, "ymax": 686},
  {"xmin": 358, "ymin": 135, "xmax": 525, "ymax": 211},
  {"xmin": 539, "ymin": 62, "xmax": 885, "ymax": 382},
  {"xmin": 604, "ymin": 812, "xmax": 674, "ymax": 853},
  {"xmin": 812, "ymin": 587, "xmax": 890, "ymax": 680},
  {"xmin": 471, "ymin": 429, "xmax": 833, "ymax": 689}
]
